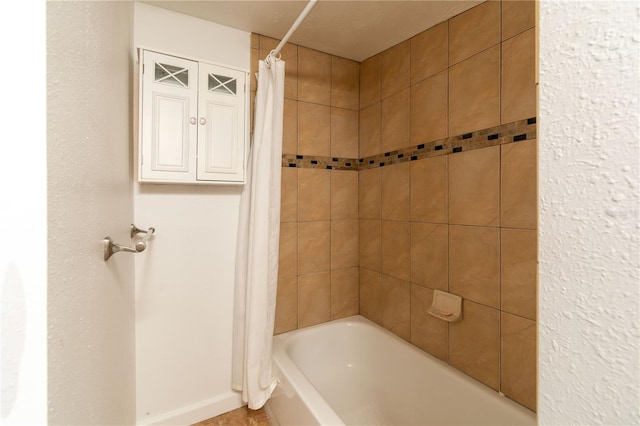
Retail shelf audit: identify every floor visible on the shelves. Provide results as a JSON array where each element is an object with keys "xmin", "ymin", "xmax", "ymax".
[{"xmin": 192, "ymin": 406, "xmax": 271, "ymax": 426}]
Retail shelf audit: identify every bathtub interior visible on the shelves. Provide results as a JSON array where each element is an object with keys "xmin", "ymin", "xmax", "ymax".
[{"xmin": 267, "ymin": 315, "xmax": 536, "ymax": 426}]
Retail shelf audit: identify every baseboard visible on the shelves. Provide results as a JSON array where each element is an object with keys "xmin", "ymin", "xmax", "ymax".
[{"xmin": 138, "ymin": 391, "xmax": 244, "ymax": 425}]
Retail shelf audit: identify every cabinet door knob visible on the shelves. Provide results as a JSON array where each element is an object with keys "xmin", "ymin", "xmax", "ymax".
[
  {"xmin": 199, "ymin": 117, "xmax": 206, "ymax": 125},
  {"xmin": 190, "ymin": 117, "xmax": 197, "ymax": 125}
]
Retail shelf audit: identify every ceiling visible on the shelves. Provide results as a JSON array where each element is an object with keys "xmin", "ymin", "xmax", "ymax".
[{"xmin": 143, "ymin": 0, "xmax": 483, "ymax": 62}]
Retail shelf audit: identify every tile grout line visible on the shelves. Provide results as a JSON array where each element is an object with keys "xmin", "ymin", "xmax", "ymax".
[
  {"xmin": 329, "ymin": 56, "xmax": 334, "ymax": 321},
  {"xmin": 497, "ymin": 0, "xmax": 504, "ymax": 386}
]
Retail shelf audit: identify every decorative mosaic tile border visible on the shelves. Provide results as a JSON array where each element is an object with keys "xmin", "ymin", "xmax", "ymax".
[
  {"xmin": 281, "ymin": 117, "xmax": 536, "ymax": 170},
  {"xmin": 282, "ymin": 154, "xmax": 359, "ymax": 171}
]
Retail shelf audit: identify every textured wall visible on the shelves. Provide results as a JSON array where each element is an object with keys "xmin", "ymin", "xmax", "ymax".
[
  {"xmin": 538, "ymin": 1, "xmax": 640, "ymax": 424},
  {"xmin": 133, "ymin": 4, "xmax": 250, "ymax": 424},
  {"xmin": 47, "ymin": 2, "xmax": 136, "ymax": 424}
]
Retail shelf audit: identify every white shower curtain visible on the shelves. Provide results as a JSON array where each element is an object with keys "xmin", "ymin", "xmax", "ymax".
[{"xmin": 232, "ymin": 57, "xmax": 285, "ymax": 409}]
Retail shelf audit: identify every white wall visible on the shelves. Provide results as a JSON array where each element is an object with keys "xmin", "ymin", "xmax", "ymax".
[
  {"xmin": 539, "ymin": 1, "xmax": 640, "ymax": 424},
  {"xmin": 47, "ymin": 2, "xmax": 136, "ymax": 424},
  {"xmin": 0, "ymin": 2, "xmax": 46, "ymax": 424},
  {"xmin": 133, "ymin": 3, "xmax": 250, "ymax": 424}
]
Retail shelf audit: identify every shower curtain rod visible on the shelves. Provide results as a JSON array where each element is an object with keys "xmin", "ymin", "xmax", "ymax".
[{"xmin": 270, "ymin": 0, "xmax": 318, "ymax": 59}]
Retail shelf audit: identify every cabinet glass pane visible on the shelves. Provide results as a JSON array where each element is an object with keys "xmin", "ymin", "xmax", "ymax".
[
  {"xmin": 155, "ymin": 62, "xmax": 189, "ymax": 87},
  {"xmin": 208, "ymin": 74, "xmax": 236, "ymax": 95}
]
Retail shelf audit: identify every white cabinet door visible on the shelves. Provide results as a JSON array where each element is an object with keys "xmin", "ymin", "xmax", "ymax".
[
  {"xmin": 197, "ymin": 63, "xmax": 246, "ymax": 182},
  {"xmin": 139, "ymin": 50, "xmax": 248, "ymax": 184},
  {"xmin": 140, "ymin": 51, "xmax": 198, "ymax": 182}
]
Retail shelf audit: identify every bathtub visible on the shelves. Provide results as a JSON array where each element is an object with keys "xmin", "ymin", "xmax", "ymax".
[{"xmin": 265, "ymin": 315, "xmax": 536, "ymax": 426}]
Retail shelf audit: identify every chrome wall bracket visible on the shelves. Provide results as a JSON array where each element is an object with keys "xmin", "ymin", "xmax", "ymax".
[{"xmin": 104, "ymin": 224, "xmax": 156, "ymax": 261}]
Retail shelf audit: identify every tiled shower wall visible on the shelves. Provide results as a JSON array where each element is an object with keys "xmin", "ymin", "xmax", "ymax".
[
  {"xmin": 357, "ymin": 0, "xmax": 537, "ymax": 411},
  {"xmin": 249, "ymin": 35, "xmax": 362, "ymax": 334},
  {"xmin": 252, "ymin": 0, "xmax": 537, "ymax": 413}
]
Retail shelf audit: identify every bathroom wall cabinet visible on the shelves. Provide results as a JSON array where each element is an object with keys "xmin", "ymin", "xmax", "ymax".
[{"xmin": 139, "ymin": 50, "xmax": 249, "ymax": 184}]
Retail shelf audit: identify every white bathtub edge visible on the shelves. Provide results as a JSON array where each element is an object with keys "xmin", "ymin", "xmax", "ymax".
[
  {"xmin": 268, "ymin": 342, "xmax": 345, "ymax": 426},
  {"xmin": 269, "ymin": 315, "xmax": 536, "ymax": 426}
]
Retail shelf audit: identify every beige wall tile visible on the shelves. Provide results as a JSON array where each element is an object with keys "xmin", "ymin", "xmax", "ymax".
[
  {"xmin": 449, "ymin": 45, "xmax": 500, "ymax": 136},
  {"xmin": 359, "ymin": 220, "xmax": 381, "ymax": 272},
  {"xmin": 449, "ymin": 146, "xmax": 500, "ymax": 226},
  {"xmin": 298, "ymin": 102, "xmax": 330, "ymax": 157},
  {"xmin": 298, "ymin": 168, "xmax": 330, "ymax": 221},
  {"xmin": 250, "ymin": 33, "xmax": 260, "ymax": 49},
  {"xmin": 449, "ymin": 225, "xmax": 500, "ymax": 308},
  {"xmin": 331, "ymin": 268, "xmax": 359, "ymax": 320},
  {"xmin": 331, "ymin": 219, "xmax": 359, "ymax": 270},
  {"xmin": 381, "ymin": 275, "xmax": 411, "ymax": 341},
  {"xmin": 380, "ymin": 40, "xmax": 410, "ymax": 99},
  {"xmin": 449, "ymin": 300, "xmax": 500, "ymax": 390},
  {"xmin": 502, "ymin": 229, "xmax": 537, "ymax": 320},
  {"xmin": 359, "ymin": 268, "xmax": 382, "ymax": 325},
  {"xmin": 260, "ymin": 36, "xmax": 297, "ymax": 100},
  {"xmin": 410, "ymin": 70, "xmax": 448, "ymax": 145},
  {"xmin": 331, "ymin": 170, "xmax": 358, "ymax": 220},
  {"xmin": 331, "ymin": 107, "xmax": 359, "ymax": 159},
  {"xmin": 298, "ymin": 272, "xmax": 331, "ymax": 328},
  {"xmin": 250, "ymin": 91, "xmax": 256, "ymax": 133},
  {"xmin": 502, "ymin": 29, "xmax": 536, "ymax": 124},
  {"xmin": 501, "ymin": 313, "xmax": 537, "ymax": 411},
  {"xmin": 411, "ymin": 223, "xmax": 448, "ymax": 291},
  {"xmin": 501, "ymin": 140, "xmax": 537, "ymax": 228},
  {"xmin": 411, "ymin": 285, "xmax": 448, "ymax": 361},
  {"xmin": 283, "ymin": 99, "xmax": 298, "ymax": 154},
  {"xmin": 381, "ymin": 162, "xmax": 410, "ymax": 221},
  {"xmin": 502, "ymin": 1, "xmax": 536, "ymax": 41},
  {"xmin": 298, "ymin": 221, "xmax": 330, "ymax": 275},
  {"xmin": 360, "ymin": 55, "xmax": 380, "ymax": 108},
  {"xmin": 411, "ymin": 21, "xmax": 448, "ymax": 84},
  {"xmin": 250, "ymin": 48, "xmax": 259, "ymax": 92},
  {"xmin": 381, "ymin": 221, "xmax": 410, "ymax": 281},
  {"xmin": 359, "ymin": 103, "xmax": 381, "ymax": 158},
  {"xmin": 449, "ymin": 1, "xmax": 500, "ymax": 65},
  {"xmin": 280, "ymin": 167, "xmax": 297, "ymax": 222},
  {"xmin": 298, "ymin": 46, "xmax": 331, "ymax": 105},
  {"xmin": 381, "ymin": 88, "xmax": 410, "ymax": 153},
  {"xmin": 358, "ymin": 168, "xmax": 381, "ymax": 219},
  {"xmin": 410, "ymin": 156, "xmax": 448, "ymax": 223},
  {"xmin": 278, "ymin": 222, "xmax": 297, "ymax": 278},
  {"xmin": 331, "ymin": 56, "xmax": 359, "ymax": 110},
  {"xmin": 274, "ymin": 276, "xmax": 297, "ymax": 334}
]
